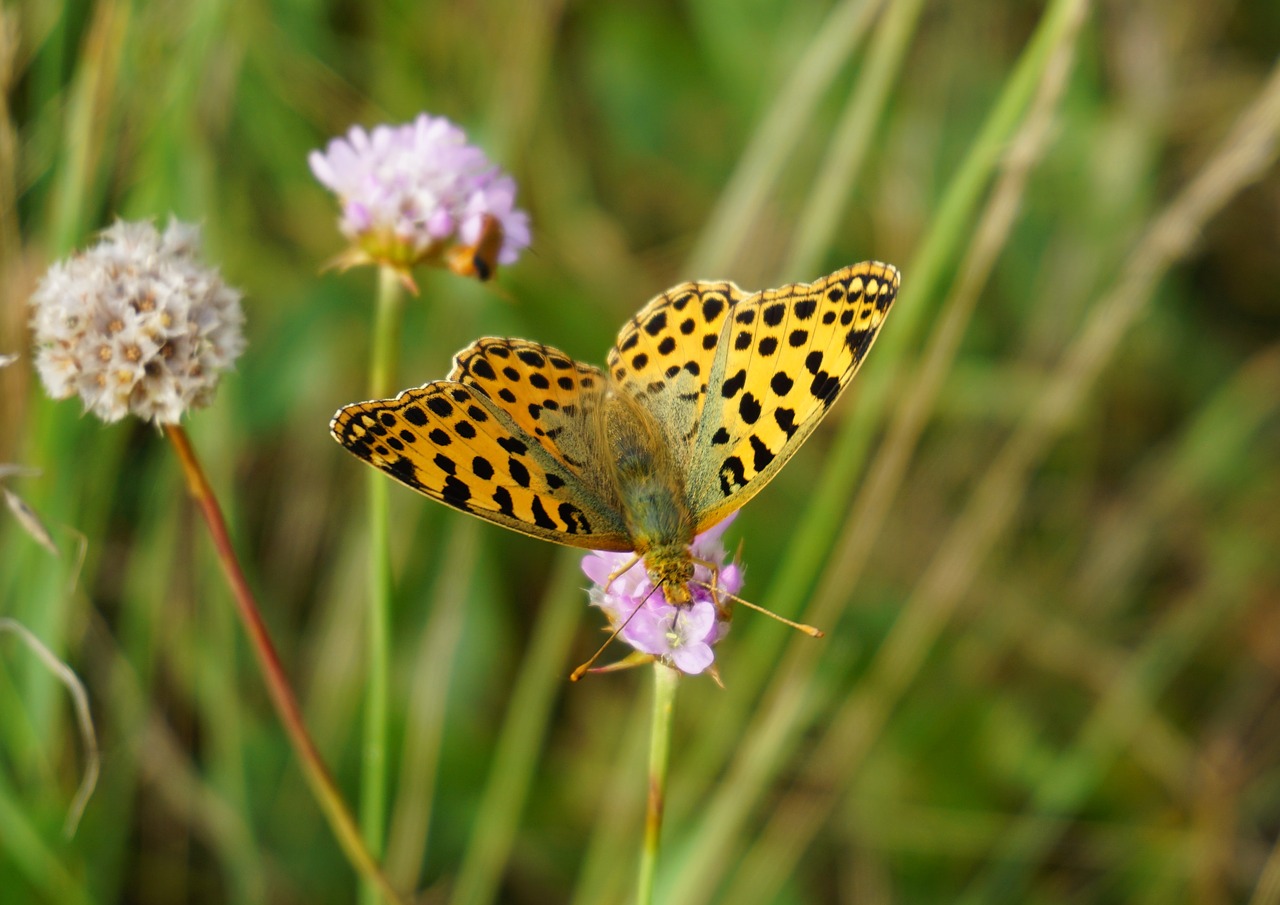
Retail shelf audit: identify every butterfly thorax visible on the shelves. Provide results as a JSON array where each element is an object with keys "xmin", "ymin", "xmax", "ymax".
[{"xmin": 597, "ymin": 386, "xmax": 697, "ymax": 605}]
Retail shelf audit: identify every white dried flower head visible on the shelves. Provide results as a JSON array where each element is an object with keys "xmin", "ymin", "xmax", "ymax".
[
  {"xmin": 29, "ymin": 219, "xmax": 246, "ymax": 424},
  {"xmin": 308, "ymin": 113, "xmax": 531, "ymax": 280}
]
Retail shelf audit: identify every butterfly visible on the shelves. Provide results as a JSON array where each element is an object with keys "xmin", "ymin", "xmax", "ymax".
[{"xmin": 331, "ymin": 261, "xmax": 899, "ymax": 605}]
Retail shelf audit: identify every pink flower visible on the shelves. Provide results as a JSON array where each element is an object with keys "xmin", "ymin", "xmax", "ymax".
[
  {"xmin": 309, "ymin": 114, "xmax": 530, "ymax": 278},
  {"xmin": 582, "ymin": 514, "xmax": 743, "ymax": 676}
]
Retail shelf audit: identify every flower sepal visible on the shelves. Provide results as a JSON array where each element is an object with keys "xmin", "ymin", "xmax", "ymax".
[{"xmin": 582, "ymin": 649, "xmax": 656, "ymax": 675}]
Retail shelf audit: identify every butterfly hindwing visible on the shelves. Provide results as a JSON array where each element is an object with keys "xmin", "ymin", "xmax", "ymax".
[
  {"xmin": 688, "ymin": 261, "xmax": 900, "ymax": 530},
  {"xmin": 330, "ymin": 381, "xmax": 632, "ymax": 551},
  {"xmin": 607, "ymin": 280, "xmax": 748, "ymax": 458},
  {"xmin": 450, "ymin": 338, "xmax": 610, "ymax": 475}
]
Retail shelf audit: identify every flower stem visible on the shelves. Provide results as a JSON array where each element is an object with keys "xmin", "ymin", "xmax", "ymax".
[
  {"xmin": 637, "ymin": 663, "xmax": 679, "ymax": 905},
  {"xmin": 163, "ymin": 424, "xmax": 405, "ymax": 905},
  {"xmin": 362, "ymin": 265, "xmax": 405, "ymax": 905}
]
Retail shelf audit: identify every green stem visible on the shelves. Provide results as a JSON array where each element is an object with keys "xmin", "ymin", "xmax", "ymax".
[
  {"xmin": 361, "ymin": 265, "xmax": 405, "ymax": 905},
  {"xmin": 637, "ymin": 664, "xmax": 679, "ymax": 905},
  {"xmin": 164, "ymin": 424, "xmax": 404, "ymax": 905}
]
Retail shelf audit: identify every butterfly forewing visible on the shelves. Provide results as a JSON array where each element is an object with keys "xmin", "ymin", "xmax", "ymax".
[
  {"xmin": 687, "ymin": 261, "xmax": 899, "ymax": 530},
  {"xmin": 330, "ymin": 381, "xmax": 632, "ymax": 551}
]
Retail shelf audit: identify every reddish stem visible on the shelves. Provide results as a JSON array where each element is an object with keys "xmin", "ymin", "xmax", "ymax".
[{"xmin": 164, "ymin": 423, "xmax": 405, "ymax": 905}]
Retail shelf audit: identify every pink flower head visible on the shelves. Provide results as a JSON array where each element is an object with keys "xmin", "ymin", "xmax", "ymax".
[
  {"xmin": 308, "ymin": 114, "xmax": 530, "ymax": 279},
  {"xmin": 582, "ymin": 513, "xmax": 744, "ymax": 676}
]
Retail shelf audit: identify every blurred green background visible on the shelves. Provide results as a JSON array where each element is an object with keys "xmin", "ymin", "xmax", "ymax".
[{"xmin": 2, "ymin": 1, "xmax": 1280, "ymax": 903}]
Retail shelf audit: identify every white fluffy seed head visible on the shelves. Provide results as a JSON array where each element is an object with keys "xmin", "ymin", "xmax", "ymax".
[{"xmin": 29, "ymin": 219, "xmax": 245, "ymax": 424}]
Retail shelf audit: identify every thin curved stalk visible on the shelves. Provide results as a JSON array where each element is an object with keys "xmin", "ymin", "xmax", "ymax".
[{"xmin": 165, "ymin": 424, "xmax": 405, "ymax": 905}]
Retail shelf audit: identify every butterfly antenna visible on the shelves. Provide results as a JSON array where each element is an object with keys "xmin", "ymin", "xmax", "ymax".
[
  {"xmin": 570, "ymin": 582, "xmax": 666, "ymax": 682},
  {"xmin": 691, "ymin": 580, "xmax": 825, "ymax": 638}
]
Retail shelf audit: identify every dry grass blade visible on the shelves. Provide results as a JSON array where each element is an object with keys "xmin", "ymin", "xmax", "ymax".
[
  {"xmin": 3, "ymin": 485, "xmax": 59, "ymax": 556},
  {"xmin": 0, "ymin": 618, "xmax": 99, "ymax": 838}
]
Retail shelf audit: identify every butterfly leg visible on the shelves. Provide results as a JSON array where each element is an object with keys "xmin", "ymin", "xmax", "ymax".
[{"xmin": 604, "ymin": 554, "xmax": 643, "ymax": 593}]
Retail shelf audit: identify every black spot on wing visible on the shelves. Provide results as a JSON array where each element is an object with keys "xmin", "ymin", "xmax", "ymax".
[
  {"xmin": 530, "ymin": 496, "xmax": 556, "ymax": 530},
  {"xmin": 775, "ymin": 407, "xmax": 798, "ymax": 439},
  {"xmin": 750, "ymin": 435, "xmax": 775, "ymax": 472},
  {"xmin": 509, "ymin": 458, "xmax": 531, "ymax": 487},
  {"xmin": 493, "ymin": 486, "xmax": 516, "ymax": 517},
  {"xmin": 441, "ymin": 476, "xmax": 471, "ymax": 509},
  {"xmin": 719, "ymin": 456, "xmax": 747, "ymax": 496},
  {"xmin": 810, "ymin": 371, "xmax": 840, "ymax": 405},
  {"xmin": 721, "ymin": 369, "xmax": 746, "ymax": 399},
  {"xmin": 559, "ymin": 502, "xmax": 591, "ymax": 533},
  {"xmin": 388, "ymin": 456, "xmax": 423, "ymax": 489},
  {"xmin": 845, "ymin": 326, "xmax": 874, "ymax": 355}
]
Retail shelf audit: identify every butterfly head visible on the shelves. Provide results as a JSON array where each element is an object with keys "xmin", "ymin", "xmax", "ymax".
[{"xmin": 644, "ymin": 545, "xmax": 696, "ymax": 607}]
